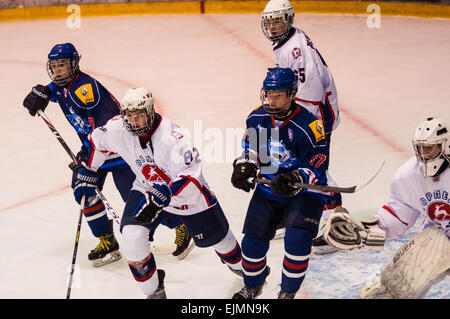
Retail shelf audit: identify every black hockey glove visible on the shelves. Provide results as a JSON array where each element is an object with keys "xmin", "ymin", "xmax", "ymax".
[
  {"xmin": 271, "ymin": 171, "xmax": 305, "ymax": 197},
  {"xmin": 231, "ymin": 154, "xmax": 258, "ymax": 192},
  {"xmin": 23, "ymin": 84, "xmax": 52, "ymax": 116},
  {"xmin": 135, "ymin": 184, "xmax": 172, "ymax": 224}
]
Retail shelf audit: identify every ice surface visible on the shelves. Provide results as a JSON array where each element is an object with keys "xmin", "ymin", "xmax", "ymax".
[{"xmin": 0, "ymin": 13, "xmax": 448, "ymax": 299}]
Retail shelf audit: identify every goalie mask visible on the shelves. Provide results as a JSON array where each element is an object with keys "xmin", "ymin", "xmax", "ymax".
[
  {"xmin": 413, "ymin": 117, "xmax": 450, "ymax": 177},
  {"xmin": 261, "ymin": 0, "xmax": 295, "ymax": 43},
  {"xmin": 47, "ymin": 43, "xmax": 80, "ymax": 86},
  {"xmin": 120, "ymin": 87, "xmax": 155, "ymax": 136}
]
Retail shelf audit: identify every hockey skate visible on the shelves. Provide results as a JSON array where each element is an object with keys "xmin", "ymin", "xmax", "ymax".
[
  {"xmin": 232, "ymin": 267, "xmax": 270, "ymax": 299},
  {"xmin": 88, "ymin": 231, "xmax": 122, "ymax": 267},
  {"xmin": 172, "ymin": 223, "xmax": 195, "ymax": 260},
  {"xmin": 147, "ymin": 269, "xmax": 167, "ymax": 299},
  {"xmin": 312, "ymin": 234, "xmax": 339, "ymax": 255},
  {"xmin": 277, "ymin": 290, "xmax": 296, "ymax": 299}
]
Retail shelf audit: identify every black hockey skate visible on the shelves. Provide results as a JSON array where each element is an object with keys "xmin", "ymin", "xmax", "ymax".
[
  {"xmin": 312, "ymin": 234, "xmax": 339, "ymax": 255},
  {"xmin": 172, "ymin": 223, "xmax": 195, "ymax": 260},
  {"xmin": 88, "ymin": 231, "xmax": 121, "ymax": 267},
  {"xmin": 277, "ymin": 290, "xmax": 296, "ymax": 299},
  {"xmin": 147, "ymin": 269, "xmax": 167, "ymax": 299},
  {"xmin": 232, "ymin": 267, "xmax": 270, "ymax": 299}
]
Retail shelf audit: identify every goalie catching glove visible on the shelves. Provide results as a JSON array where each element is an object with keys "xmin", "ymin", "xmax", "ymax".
[
  {"xmin": 134, "ymin": 184, "xmax": 172, "ymax": 224},
  {"xmin": 323, "ymin": 207, "xmax": 386, "ymax": 250}
]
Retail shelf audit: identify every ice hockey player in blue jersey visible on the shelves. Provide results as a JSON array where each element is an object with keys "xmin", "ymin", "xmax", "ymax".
[
  {"xmin": 22, "ymin": 43, "xmax": 192, "ymax": 266},
  {"xmin": 231, "ymin": 67, "xmax": 332, "ymax": 299}
]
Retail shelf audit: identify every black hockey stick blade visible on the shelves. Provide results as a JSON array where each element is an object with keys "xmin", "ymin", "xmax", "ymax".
[{"xmin": 251, "ymin": 161, "xmax": 385, "ymax": 194}]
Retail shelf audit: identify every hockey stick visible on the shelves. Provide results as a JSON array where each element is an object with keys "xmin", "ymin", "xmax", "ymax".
[
  {"xmin": 66, "ymin": 195, "xmax": 85, "ymax": 299},
  {"xmin": 250, "ymin": 161, "xmax": 385, "ymax": 194},
  {"xmin": 37, "ymin": 110, "xmax": 122, "ymax": 225}
]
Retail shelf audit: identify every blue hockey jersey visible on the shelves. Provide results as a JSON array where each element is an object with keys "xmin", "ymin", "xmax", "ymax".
[
  {"xmin": 47, "ymin": 71, "xmax": 127, "ymax": 171},
  {"xmin": 242, "ymin": 102, "xmax": 331, "ymax": 202}
]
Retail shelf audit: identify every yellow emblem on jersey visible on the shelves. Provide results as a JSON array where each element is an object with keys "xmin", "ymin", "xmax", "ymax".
[
  {"xmin": 74, "ymin": 84, "xmax": 95, "ymax": 104},
  {"xmin": 309, "ymin": 120, "xmax": 325, "ymax": 143}
]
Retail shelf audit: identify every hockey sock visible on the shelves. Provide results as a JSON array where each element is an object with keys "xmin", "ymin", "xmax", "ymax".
[
  {"xmin": 282, "ymin": 227, "xmax": 313, "ymax": 293},
  {"xmin": 128, "ymin": 253, "xmax": 159, "ymax": 296},
  {"xmin": 214, "ymin": 229, "xmax": 242, "ymax": 271},
  {"xmin": 241, "ymin": 236, "xmax": 270, "ymax": 288},
  {"xmin": 83, "ymin": 197, "xmax": 109, "ymax": 237}
]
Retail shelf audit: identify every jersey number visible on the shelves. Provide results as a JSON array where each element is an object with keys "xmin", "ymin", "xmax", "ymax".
[
  {"xmin": 309, "ymin": 154, "xmax": 327, "ymax": 168},
  {"xmin": 294, "ymin": 68, "xmax": 305, "ymax": 83}
]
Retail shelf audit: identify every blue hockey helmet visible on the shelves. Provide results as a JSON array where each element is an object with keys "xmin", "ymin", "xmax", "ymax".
[
  {"xmin": 46, "ymin": 43, "xmax": 80, "ymax": 86},
  {"xmin": 261, "ymin": 67, "xmax": 298, "ymax": 117},
  {"xmin": 262, "ymin": 67, "xmax": 297, "ymax": 92}
]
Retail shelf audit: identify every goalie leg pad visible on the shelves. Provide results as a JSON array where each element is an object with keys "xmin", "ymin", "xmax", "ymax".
[{"xmin": 360, "ymin": 225, "xmax": 450, "ymax": 299}]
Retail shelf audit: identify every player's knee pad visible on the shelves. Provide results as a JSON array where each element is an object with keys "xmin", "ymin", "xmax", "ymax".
[{"xmin": 121, "ymin": 224, "xmax": 152, "ymax": 262}]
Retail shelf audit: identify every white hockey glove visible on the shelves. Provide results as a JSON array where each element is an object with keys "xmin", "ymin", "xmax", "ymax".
[{"xmin": 323, "ymin": 207, "xmax": 386, "ymax": 251}]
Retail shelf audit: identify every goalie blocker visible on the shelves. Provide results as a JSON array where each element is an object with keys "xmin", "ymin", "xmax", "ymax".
[{"xmin": 323, "ymin": 207, "xmax": 386, "ymax": 250}]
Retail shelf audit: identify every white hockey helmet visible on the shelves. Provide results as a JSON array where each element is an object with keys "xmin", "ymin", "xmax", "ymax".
[
  {"xmin": 261, "ymin": 0, "xmax": 295, "ymax": 43},
  {"xmin": 412, "ymin": 117, "xmax": 450, "ymax": 177},
  {"xmin": 120, "ymin": 87, "xmax": 155, "ymax": 136}
]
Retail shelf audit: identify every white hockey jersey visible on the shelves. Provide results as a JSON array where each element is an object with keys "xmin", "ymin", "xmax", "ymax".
[
  {"xmin": 86, "ymin": 115, "xmax": 216, "ymax": 216},
  {"xmin": 273, "ymin": 27, "xmax": 340, "ymax": 134},
  {"xmin": 376, "ymin": 157, "xmax": 450, "ymax": 239}
]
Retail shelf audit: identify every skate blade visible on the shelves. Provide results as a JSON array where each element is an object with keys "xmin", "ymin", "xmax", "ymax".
[
  {"xmin": 91, "ymin": 250, "xmax": 122, "ymax": 267},
  {"xmin": 176, "ymin": 241, "xmax": 195, "ymax": 260}
]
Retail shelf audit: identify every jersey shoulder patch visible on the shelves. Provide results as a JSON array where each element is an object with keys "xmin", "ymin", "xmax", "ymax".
[
  {"xmin": 74, "ymin": 83, "xmax": 95, "ymax": 105},
  {"xmin": 308, "ymin": 119, "xmax": 325, "ymax": 143}
]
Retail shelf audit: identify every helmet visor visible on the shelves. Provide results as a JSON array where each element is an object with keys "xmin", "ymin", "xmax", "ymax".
[
  {"xmin": 122, "ymin": 108, "xmax": 151, "ymax": 136},
  {"xmin": 47, "ymin": 58, "xmax": 75, "ymax": 86},
  {"xmin": 414, "ymin": 142, "xmax": 442, "ymax": 162}
]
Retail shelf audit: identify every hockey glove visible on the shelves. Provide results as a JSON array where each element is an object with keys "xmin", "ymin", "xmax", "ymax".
[
  {"xmin": 134, "ymin": 184, "xmax": 172, "ymax": 224},
  {"xmin": 323, "ymin": 207, "xmax": 386, "ymax": 251},
  {"xmin": 271, "ymin": 170, "xmax": 305, "ymax": 196},
  {"xmin": 231, "ymin": 154, "xmax": 258, "ymax": 192},
  {"xmin": 23, "ymin": 85, "xmax": 52, "ymax": 116},
  {"xmin": 69, "ymin": 146, "xmax": 90, "ymax": 188},
  {"xmin": 73, "ymin": 167, "xmax": 99, "ymax": 205}
]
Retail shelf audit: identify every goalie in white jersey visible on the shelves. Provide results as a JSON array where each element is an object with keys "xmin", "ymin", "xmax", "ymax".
[
  {"xmin": 73, "ymin": 87, "xmax": 243, "ymax": 298},
  {"xmin": 323, "ymin": 117, "xmax": 450, "ymax": 298},
  {"xmin": 261, "ymin": 0, "xmax": 342, "ymax": 253}
]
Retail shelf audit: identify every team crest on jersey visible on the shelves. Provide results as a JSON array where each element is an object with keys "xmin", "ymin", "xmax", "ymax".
[
  {"xmin": 75, "ymin": 84, "xmax": 95, "ymax": 104},
  {"xmin": 66, "ymin": 107, "xmax": 92, "ymax": 134},
  {"xmin": 427, "ymin": 202, "xmax": 450, "ymax": 229},
  {"xmin": 268, "ymin": 138, "xmax": 296, "ymax": 167},
  {"xmin": 291, "ymin": 47, "xmax": 302, "ymax": 59},
  {"xmin": 142, "ymin": 164, "xmax": 171, "ymax": 183},
  {"xmin": 309, "ymin": 120, "xmax": 325, "ymax": 143}
]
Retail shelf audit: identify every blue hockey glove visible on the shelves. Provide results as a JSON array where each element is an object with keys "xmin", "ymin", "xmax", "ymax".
[
  {"xmin": 271, "ymin": 170, "xmax": 305, "ymax": 197},
  {"xmin": 73, "ymin": 167, "xmax": 99, "ymax": 205},
  {"xmin": 134, "ymin": 184, "xmax": 172, "ymax": 224}
]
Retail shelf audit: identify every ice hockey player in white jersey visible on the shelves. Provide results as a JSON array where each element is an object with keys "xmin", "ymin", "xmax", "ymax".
[
  {"xmin": 72, "ymin": 87, "xmax": 243, "ymax": 298},
  {"xmin": 261, "ymin": 0, "xmax": 342, "ymax": 253},
  {"xmin": 323, "ymin": 117, "xmax": 450, "ymax": 298}
]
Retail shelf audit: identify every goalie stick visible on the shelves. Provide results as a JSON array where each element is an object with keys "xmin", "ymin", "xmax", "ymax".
[
  {"xmin": 36, "ymin": 110, "xmax": 184, "ymax": 256},
  {"xmin": 249, "ymin": 161, "xmax": 385, "ymax": 194}
]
